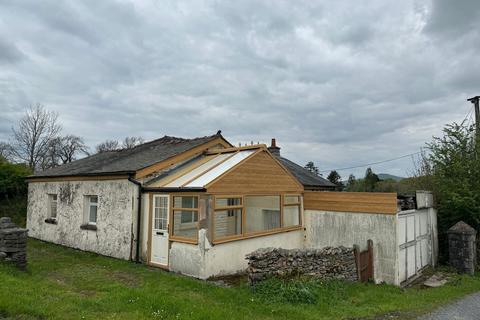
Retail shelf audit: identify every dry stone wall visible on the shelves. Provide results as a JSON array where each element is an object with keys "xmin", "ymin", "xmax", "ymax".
[
  {"xmin": 0, "ymin": 217, "xmax": 28, "ymax": 270},
  {"xmin": 246, "ymin": 247, "xmax": 358, "ymax": 284}
]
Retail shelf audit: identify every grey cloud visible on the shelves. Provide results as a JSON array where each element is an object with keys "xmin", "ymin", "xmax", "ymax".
[
  {"xmin": 0, "ymin": 0, "xmax": 477, "ymax": 179},
  {"xmin": 0, "ymin": 38, "xmax": 24, "ymax": 64},
  {"xmin": 424, "ymin": 0, "xmax": 480, "ymax": 37}
]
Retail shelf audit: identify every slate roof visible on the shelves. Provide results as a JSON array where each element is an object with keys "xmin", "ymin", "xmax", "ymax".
[
  {"xmin": 32, "ymin": 134, "xmax": 225, "ymax": 177},
  {"xmin": 277, "ymin": 156, "xmax": 337, "ymax": 189}
]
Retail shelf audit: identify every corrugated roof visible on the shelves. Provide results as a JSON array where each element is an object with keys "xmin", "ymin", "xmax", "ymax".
[
  {"xmin": 32, "ymin": 134, "xmax": 225, "ymax": 177},
  {"xmin": 277, "ymin": 156, "xmax": 336, "ymax": 188}
]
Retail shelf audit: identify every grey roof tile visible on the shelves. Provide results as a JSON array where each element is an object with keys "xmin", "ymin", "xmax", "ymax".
[
  {"xmin": 277, "ymin": 156, "xmax": 336, "ymax": 188},
  {"xmin": 32, "ymin": 134, "xmax": 223, "ymax": 177}
]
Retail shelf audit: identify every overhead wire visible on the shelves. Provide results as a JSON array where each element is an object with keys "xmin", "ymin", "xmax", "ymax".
[{"xmin": 319, "ymin": 104, "xmax": 475, "ymax": 173}]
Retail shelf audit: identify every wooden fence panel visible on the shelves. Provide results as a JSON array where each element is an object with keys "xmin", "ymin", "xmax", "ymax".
[{"xmin": 304, "ymin": 191, "xmax": 398, "ymax": 214}]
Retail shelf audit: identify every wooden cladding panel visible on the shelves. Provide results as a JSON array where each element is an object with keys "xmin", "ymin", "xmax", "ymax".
[
  {"xmin": 207, "ymin": 151, "xmax": 303, "ymax": 194},
  {"xmin": 304, "ymin": 191, "xmax": 397, "ymax": 215}
]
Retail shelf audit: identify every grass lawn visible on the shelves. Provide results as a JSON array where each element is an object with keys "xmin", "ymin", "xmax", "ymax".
[{"xmin": 0, "ymin": 240, "xmax": 479, "ymax": 320}]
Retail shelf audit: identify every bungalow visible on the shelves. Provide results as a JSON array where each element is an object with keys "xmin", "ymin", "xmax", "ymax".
[
  {"xmin": 26, "ymin": 132, "xmax": 336, "ymax": 278},
  {"xmin": 26, "ymin": 132, "xmax": 437, "ymax": 285}
]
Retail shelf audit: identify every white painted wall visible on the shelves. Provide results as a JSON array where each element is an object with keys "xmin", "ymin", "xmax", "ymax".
[
  {"xmin": 304, "ymin": 210, "xmax": 398, "ymax": 285},
  {"xmin": 169, "ymin": 228, "xmax": 304, "ymax": 279},
  {"xmin": 27, "ymin": 179, "xmax": 137, "ymax": 260}
]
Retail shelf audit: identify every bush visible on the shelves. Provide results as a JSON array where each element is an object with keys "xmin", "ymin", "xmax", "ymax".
[{"xmin": 0, "ymin": 158, "xmax": 31, "ymax": 226}]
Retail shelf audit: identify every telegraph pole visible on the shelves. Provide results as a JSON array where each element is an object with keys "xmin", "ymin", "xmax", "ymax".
[{"xmin": 467, "ymin": 96, "xmax": 480, "ymax": 137}]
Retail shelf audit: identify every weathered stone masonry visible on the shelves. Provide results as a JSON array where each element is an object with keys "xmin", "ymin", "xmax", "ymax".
[
  {"xmin": 448, "ymin": 221, "xmax": 477, "ymax": 275},
  {"xmin": 246, "ymin": 247, "xmax": 358, "ymax": 284},
  {"xmin": 0, "ymin": 217, "xmax": 28, "ymax": 270}
]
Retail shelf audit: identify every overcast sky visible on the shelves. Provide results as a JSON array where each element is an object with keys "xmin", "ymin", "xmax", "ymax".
[{"xmin": 1, "ymin": 0, "xmax": 479, "ymax": 178}]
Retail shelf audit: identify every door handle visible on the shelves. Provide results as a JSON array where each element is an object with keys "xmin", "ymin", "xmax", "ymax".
[{"xmin": 156, "ymin": 231, "xmax": 164, "ymax": 236}]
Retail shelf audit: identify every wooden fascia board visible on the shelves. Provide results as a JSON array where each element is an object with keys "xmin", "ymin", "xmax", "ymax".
[{"xmin": 134, "ymin": 137, "xmax": 231, "ymax": 179}]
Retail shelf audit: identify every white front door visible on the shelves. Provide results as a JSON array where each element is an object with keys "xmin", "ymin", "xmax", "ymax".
[{"xmin": 151, "ymin": 195, "xmax": 169, "ymax": 266}]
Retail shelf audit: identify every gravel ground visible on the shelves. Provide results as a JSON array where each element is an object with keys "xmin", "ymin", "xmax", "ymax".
[{"xmin": 419, "ymin": 292, "xmax": 480, "ymax": 320}]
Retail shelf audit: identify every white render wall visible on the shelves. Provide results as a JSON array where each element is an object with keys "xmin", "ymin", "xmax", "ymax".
[
  {"xmin": 27, "ymin": 179, "xmax": 138, "ymax": 260},
  {"xmin": 169, "ymin": 229, "xmax": 304, "ymax": 279},
  {"xmin": 304, "ymin": 210, "xmax": 398, "ymax": 285}
]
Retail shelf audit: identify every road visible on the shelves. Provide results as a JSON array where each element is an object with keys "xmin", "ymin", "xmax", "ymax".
[{"xmin": 419, "ymin": 292, "xmax": 480, "ymax": 320}]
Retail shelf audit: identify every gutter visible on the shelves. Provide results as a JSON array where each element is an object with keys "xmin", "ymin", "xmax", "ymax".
[{"xmin": 128, "ymin": 176, "xmax": 143, "ymax": 263}]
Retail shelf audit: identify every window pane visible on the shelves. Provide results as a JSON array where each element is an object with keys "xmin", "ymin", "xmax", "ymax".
[
  {"xmin": 173, "ymin": 196, "xmax": 198, "ymax": 209},
  {"xmin": 245, "ymin": 196, "xmax": 280, "ymax": 233},
  {"xmin": 49, "ymin": 194, "xmax": 57, "ymax": 218},
  {"xmin": 154, "ymin": 197, "xmax": 168, "ymax": 230},
  {"xmin": 89, "ymin": 205, "xmax": 97, "ymax": 223},
  {"xmin": 51, "ymin": 202, "xmax": 57, "ymax": 218},
  {"xmin": 284, "ymin": 195, "xmax": 300, "ymax": 204},
  {"xmin": 214, "ymin": 209, "xmax": 242, "ymax": 239},
  {"xmin": 215, "ymin": 197, "xmax": 242, "ymax": 207},
  {"xmin": 173, "ymin": 210, "xmax": 198, "ymax": 239},
  {"xmin": 283, "ymin": 205, "xmax": 300, "ymax": 227}
]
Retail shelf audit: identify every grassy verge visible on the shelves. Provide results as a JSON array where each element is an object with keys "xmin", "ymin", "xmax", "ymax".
[{"xmin": 0, "ymin": 239, "xmax": 479, "ymax": 320}]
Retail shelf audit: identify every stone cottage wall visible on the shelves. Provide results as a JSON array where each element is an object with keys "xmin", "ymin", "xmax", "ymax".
[
  {"xmin": 246, "ymin": 247, "xmax": 358, "ymax": 284},
  {"xmin": 27, "ymin": 179, "xmax": 138, "ymax": 260}
]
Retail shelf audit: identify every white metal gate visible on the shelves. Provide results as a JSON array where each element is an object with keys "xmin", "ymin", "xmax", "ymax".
[{"xmin": 398, "ymin": 209, "xmax": 432, "ymax": 283}]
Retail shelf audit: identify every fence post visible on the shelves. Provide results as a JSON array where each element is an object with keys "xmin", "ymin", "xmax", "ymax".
[
  {"xmin": 367, "ymin": 239, "xmax": 374, "ymax": 281},
  {"xmin": 353, "ymin": 244, "xmax": 361, "ymax": 281}
]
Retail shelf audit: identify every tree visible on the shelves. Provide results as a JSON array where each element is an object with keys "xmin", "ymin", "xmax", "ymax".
[
  {"xmin": 0, "ymin": 142, "xmax": 14, "ymax": 161},
  {"xmin": 425, "ymin": 122, "xmax": 480, "ymax": 261},
  {"xmin": 10, "ymin": 104, "xmax": 61, "ymax": 170},
  {"xmin": 327, "ymin": 170, "xmax": 344, "ymax": 190},
  {"xmin": 304, "ymin": 161, "xmax": 319, "ymax": 176},
  {"xmin": 122, "ymin": 136, "xmax": 144, "ymax": 149},
  {"xmin": 327, "ymin": 170, "xmax": 342, "ymax": 184},
  {"xmin": 364, "ymin": 167, "xmax": 379, "ymax": 192},
  {"xmin": 95, "ymin": 140, "xmax": 120, "ymax": 153},
  {"xmin": 57, "ymin": 135, "xmax": 89, "ymax": 163},
  {"xmin": 346, "ymin": 174, "xmax": 356, "ymax": 189}
]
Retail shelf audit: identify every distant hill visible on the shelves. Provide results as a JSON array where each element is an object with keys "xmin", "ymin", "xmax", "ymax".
[{"xmin": 378, "ymin": 173, "xmax": 405, "ymax": 182}]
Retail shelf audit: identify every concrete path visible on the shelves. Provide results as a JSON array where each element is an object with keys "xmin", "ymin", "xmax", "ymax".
[{"xmin": 419, "ymin": 292, "xmax": 480, "ymax": 320}]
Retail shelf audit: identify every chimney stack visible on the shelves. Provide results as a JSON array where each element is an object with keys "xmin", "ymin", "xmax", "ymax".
[{"xmin": 268, "ymin": 138, "xmax": 281, "ymax": 157}]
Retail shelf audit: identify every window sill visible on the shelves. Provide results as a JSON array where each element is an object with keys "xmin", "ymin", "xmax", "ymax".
[
  {"xmin": 169, "ymin": 236, "xmax": 198, "ymax": 245},
  {"xmin": 212, "ymin": 226, "xmax": 303, "ymax": 245},
  {"xmin": 44, "ymin": 218, "xmax": 57, "ymax": 225},
  {"xmin": 80, "ymin": 224, "xmax": 97, "ymax": 231}
]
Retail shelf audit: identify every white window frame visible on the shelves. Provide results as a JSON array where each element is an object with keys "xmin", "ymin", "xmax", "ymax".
[
  {"xmin": 85, "ymin": 195, "xmax": 98, "ymax": 225},
  {"xmin": 48, "ymin": 194, "xmax": 58, "ymax": 219}
]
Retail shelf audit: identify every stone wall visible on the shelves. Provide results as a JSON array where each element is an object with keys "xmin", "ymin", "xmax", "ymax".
[
  {"xmin": 0, "ymin": 217, "xmax": 28, "ymax": 270},
  {"xmin": 246, "ymin": 247, "xmax": 358, "ymax": 284}
]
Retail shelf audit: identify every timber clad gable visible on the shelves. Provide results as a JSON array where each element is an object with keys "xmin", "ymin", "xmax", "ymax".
[{"xmin": 207, "ymin": 150, "xmax": 304, "ymax": 194}]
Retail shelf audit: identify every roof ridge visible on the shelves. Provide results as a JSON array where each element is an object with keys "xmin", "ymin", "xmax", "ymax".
[{"xmin": 127, "ymin": 133, "xmax": 220, "ymax": 151}]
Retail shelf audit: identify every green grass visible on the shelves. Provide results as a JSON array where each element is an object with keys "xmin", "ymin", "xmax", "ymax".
[{"xmin": 0, "ymin": 240, "xmax": 479, "ymax": 320}]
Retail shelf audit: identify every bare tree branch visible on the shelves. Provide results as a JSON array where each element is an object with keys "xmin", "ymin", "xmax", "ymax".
[
  {"xmin": 122, "ymin": 136, "xmax": 144, "ymax": 149},
  {"xmin": 11, "ymin": 104, "xmax": 61, "ymax": 170},
  {"xmin": 95, "ymin": 140, "xmax": 119, "ymax": 153},
  {"xmin": 0, "ymin": 142, "xmax": 14, "ymax": 161}
]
